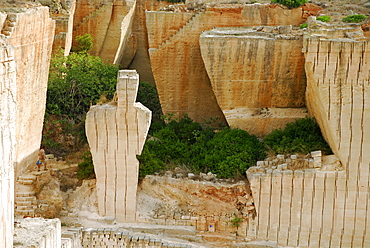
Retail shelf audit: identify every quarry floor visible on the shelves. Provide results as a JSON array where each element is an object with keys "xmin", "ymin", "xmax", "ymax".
[{"xmin": 15, "ymin": 158, "xmax": 271, "ymax": 248}]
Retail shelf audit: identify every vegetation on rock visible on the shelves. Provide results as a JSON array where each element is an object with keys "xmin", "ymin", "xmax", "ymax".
[
  {"xmin": 317, "ymin": 15, "xmax": 330, "ymax": 22},
  {"xmin": 271, "ymin": 0, "xmax": 307, "ymax": 9},
  {"xmin": 139, "ymin": 115, "xmax": 332, "ymax": 179},
  {"xmin": 342, "ymin": 14, "xmax": 367, "ymax": 23},
  {"xmin": 263, "ymin": 117, "xmax": 332, "ymax": 155}
]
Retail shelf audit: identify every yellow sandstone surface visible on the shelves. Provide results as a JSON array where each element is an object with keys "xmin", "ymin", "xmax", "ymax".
[
  {"xmin": 147, "ymin": 4, "xmax": 305, "ymax": 124},
  {"xmin": 200, "ymin": 27, "xmax": 307, "ymax": 136}
]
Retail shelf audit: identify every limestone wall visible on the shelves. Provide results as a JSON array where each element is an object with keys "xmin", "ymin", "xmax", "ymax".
[
  {"xmin": 0, "ymin": 37, "xmax": 16, "ymax": 248},
  {"xmin": 147, "ymin": 4, "xmax": 305, "ymax": 123},
  {"xmin": 200, "ymin": 27, "xmax": 307, "ymax": 136},
  {"xmin": 1, "ymin": 7, "xmax": 55, "ymax": 179},
  {"xmin": 73, "ymin": 0, "xmax": 135, "ymax": 63},
  {"xmin": 125, "ymin": 0, "xmax": 170, "ymax": 83},
  {"xmin": 86, "ymin": 70, "xmax": 151, "ymax": 222},
  {"xmin": 51, "ymin": 0, "xmax": 76, "ymax": 55},
  {"xmin": 245, "ymin": 22, "xmax": 370, "ymax": 247}
]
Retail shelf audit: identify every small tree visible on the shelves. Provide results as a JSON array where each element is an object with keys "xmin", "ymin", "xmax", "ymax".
[
  {"xmin": 72, "ymin": 33, "xmax": 93, "ymax": 53},
  {"xmin": 271, "ymin": 0, "xmax": 307, "ymax": 9}
]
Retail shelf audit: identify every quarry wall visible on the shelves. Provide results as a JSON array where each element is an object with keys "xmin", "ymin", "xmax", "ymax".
[
  {"xmin": 1, "ymin": 6, "xmax": 55, "ymax": 179},
  {"xmin": 147, "ymin": 4, "xmax": 307, "ymax": 123},
  {"xmin": 125, "ymin": 0, "xmax": 170, "ymax": 83},
  {"xmin": 51, "ymin": 0, "xmax": 76, "ymax": 55},
  {"xmin": 0, "ymin": 36, "xmax": 16, "ymax": 248},
  {"xmin": 86, "ymin": 70, "xmax": 151, "ymax": 222},
  {"xmin": 200, "ymin": 26, "xmax": 307, "ymax": 136},
  {"xmin": 72, "ymin": 0, "xmax": 134, "ymax": 63},
  {"xmin": 245, "ymin": 21, "xmax": 370, "ymax": 248}
]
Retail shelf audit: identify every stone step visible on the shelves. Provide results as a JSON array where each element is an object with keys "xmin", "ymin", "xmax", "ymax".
[
  {"xmin": 18, "ymin": 179, "xmax": 35, "ymax": 185},
  {"xmin": 15, "ymin": 196, "xmax": 37, "ymax": 202},
  {"xmin": 18, "ymin": 175, "xmax": 37, "ymax": 181},
  {"xmin": 15, "ymin": 201, "xmax": 32, "ymax": 207},
  {"xmin": 16, "ymin": 206, "xmax": 29, "ymax": 210},
  {"xmin": 15, "ymin": 192, "xmax": 35, "ymax": 197},
  {"xmin": 15, "ymin": 209, "xmax": 34, "ymax": 216}
]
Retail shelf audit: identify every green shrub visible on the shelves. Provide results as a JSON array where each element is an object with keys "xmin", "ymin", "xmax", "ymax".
[
  {"xmin": 271, "ymin": 0, "xmax": 307, "ymax": 8},
  {"xmin": 263, "ymin": 117, "xmax": 332, "ymax": 155},
  {"xmin": 342, "ymin": 14, "xmax": 367, "ymax": 23},
  {"xmin": 138, "ymin": 115, "xmax": 266, "ymax": 179},
  {"xmin": 198, "ymin": 128, "xmax": 266, "ymax": 178},
  {"xmin": 71, "ymin": 34, "xmax": 93, "ymax": 53},
  {"xmin": 300, "ymin": 23, "xmax": 308, "ymax": 29},
  {"xmin": 317, "ymin": 15, "xmax": 330, "ymax": 22},
  {"xmin": 77, "ymin": 151, "xmax": 95, "ymax": 179}
]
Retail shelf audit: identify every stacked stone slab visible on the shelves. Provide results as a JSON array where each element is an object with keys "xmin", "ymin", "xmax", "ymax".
[
  {"xmin": 86, "ymin": 70, "xmax": 151, "ymax": 222},
  {"xmin": 200, "ymin": 26, "xmax": 307, "ymax": 136},
  {"xmin": 0, "ymin": 35, "xmax": 16, "ymax": 248},
  {"xmin": 246, "ymin": 20, "xmax": 370, "ymax": 247},
  {"xmin": 82, "ymin": 228, "xmax": 192, "ymax": 248}
]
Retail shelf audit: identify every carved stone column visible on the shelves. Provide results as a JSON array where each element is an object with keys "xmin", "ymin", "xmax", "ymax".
[{"xmin": 86, "ymin": 70, "xmax": 151, "ymax": 222}]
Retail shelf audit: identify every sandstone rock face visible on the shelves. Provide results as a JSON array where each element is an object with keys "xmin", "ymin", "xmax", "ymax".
[
  {"xmin": 73, "ymin": 0, "xmax": 135, "ymax": 64},
  {"xmin": 50, "ymin": 0, "xmax": 76, "ymax": 55},
  {"xmin": 200, "ymin": 27, "xmax": 307, "ymax": 136},
  {"xmin": 137, "ymin": 175, "xmax": 255, "ymax": 235},
  {"xmin": 86, "ymin": 70, "xmax": 151, "ymax": 222},
  {"xmin": 246, "ymin": 20, "xmax": 370, "ymax": 247},
  {"xmin": 13, "ymin": 218, "xmax": 61, "ymax": 248},
  {"xmin": 1, "ymin": 7, "xmax": 55, "ymax": 178},
  {"xmin": 147, "ymin": 4, "xmax": 306, "ymax": 123},
  {"xmin": 0, "ymin": 37, "xmax": 16, "ymax": 248},
  {"xmin": 125, "ymin": 0, "xmax": 170, "ymax": 83}
]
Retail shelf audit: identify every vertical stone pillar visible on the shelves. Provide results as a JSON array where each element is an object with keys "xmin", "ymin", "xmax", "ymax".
[
  {"xmin": 86, "ymin": 70, "xmax": 151, "ymax": 222},
  {"xmin": 0, "ymin": 39, "xmax": 16, "ymax": 248}
]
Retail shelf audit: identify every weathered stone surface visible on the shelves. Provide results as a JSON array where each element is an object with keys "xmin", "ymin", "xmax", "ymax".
[
  {"xmin": 13, "ymin": 218, "xmax": 61, "ymax": 248},
  {"xmin": 50, "ymin": 0, "xmax": 76, "ymax": 55},
  {"xmin": 126, "ymin": 0, "xmax": 170, "ymax": 83},
  {"xmin": 0, "ymin": 37, "xmax": 16, "ymax": 248},
  {"xmin": 86, "ymin": 70, "xmax": 151, "ymax": 222},
  {"xmin": 147, "ymin": 4, "xmax": 307, "ymax": 123},
  {"xmin": 72, "ymin": 0, "xmax": 135, "ymax": 64},
  {"xmin": 200, "ymin": 27, "xmax": 307, "ymax": 136},
  {"xmin": 1, "ymin": 7, "xmax": 55, "ymax": 178},
  {"xmin": 246, "ymin": 20, "xmax": 370, "ymax": 247}
]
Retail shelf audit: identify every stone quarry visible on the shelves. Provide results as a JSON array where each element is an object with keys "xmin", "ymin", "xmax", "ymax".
[{"xmin": 2, "ymin": 0, "xmax": 370, "ymax": 247}]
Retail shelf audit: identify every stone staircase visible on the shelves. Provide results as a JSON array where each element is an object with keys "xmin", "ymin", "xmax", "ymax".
[
  {"xmin": 73, "ymin": 3, "xmax": 113, "ymax": 32},
  {"xmin": 150, "ymin": 11, "xmax": 205, "ymax": 51},
  {"xmin": 14, "ymin": 173, "xmax": 40, "ymax": 217},
  {"xmin": 1, "ymin": 14, "xmax": 17, "ymax": 37}
]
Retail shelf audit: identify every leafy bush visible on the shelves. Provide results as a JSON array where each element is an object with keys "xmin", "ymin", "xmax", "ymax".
[
  {"xmin": 263, "ymin": 117, "xmax": 332, "ymax": 155},
  {"xmin": 47, "ymin": 50, "xmax": 119, "ymax": 118},
  {"xmin": 43, "ymin": 34, "xmax": 119, "ymax": 155},
  {"xmin": 300, "ymin": 23, "xmax": 308, "ymax": 29},
  {"xmin": 317, "ymin": 15, "xmax": 330, "ymax": 22},
  {"xmin": 71, "ymin": 33, "xmax": 93, "ymax": 53},
  {"xmin": 138, "ymin": 115, "xmax": 266, "ymax": 179},
  {"xmin": 77, "ymin": 151, "xmax": 95, "ymax": 179},
  {"xmin": 342, "ymin": 15, "xmax": 367, "ymax": 23},
  {"xmin": 271, "ymin": 0, "xmax": 307, "ymax": 8}
]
